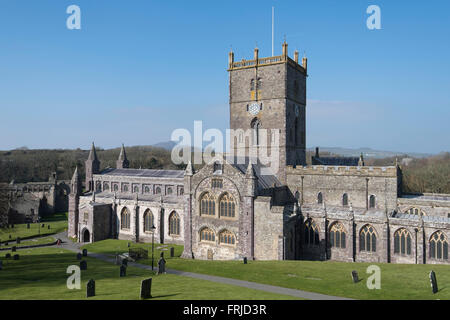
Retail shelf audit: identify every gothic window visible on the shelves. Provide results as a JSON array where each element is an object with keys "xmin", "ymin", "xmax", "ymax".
[
  {"xmin": 429, "ymin": 231, "xmax": 448, "ymax": 260},
  {"xmin": 219, "ymin": 230, "xmax": 235, "ymax": 245},
  {"xmin": 113, "ymin": 184, "xmax": 119, "ymax": 192},
  {"xmin": 143, "ymin": 209, "xmax": 154, "ymax": 232},
  {"xmin": 103, "ymin": 182, "xmax": 109, "ymax": 191},
  {"xmin": 200, "ymin": 193, "xmax": 215, "ymax": 216},
  {"xmin": 133, "ymin": 185, "xmax": 139, "ymax": 193},
  {"xmin": 405, "ymin": 207, "xmax": 425, "ymax": 216},
  {"xmin": 369, "ymin": 195, "xmax": 376, "ymax": 208},
  {"xmin": 179, "ymin": 187, "xmax": 184, "ymax": 195},
  {"xmin": 167, "ymin": 187, "xmax": 173, "ymax": 195},
  {"xmin": 304, "ymin": 219, "xmax": 320, "ymax": 246},
  {"xmin": 342, "ymin": 193, "xmax": 349, "ymax": 207},
  {"xmin": 317, "ymin": 192, "xmax": 323, "ymax": 205},
  {"xmin": 121, "ymin": 207, "xmax": 130, "ymax": 230},
  {"xmin": 144, "ymin": 186, "xmax": 150, "ymax": 194},
  {"xmin": 96, "ymin": 181, "xmax": 101, "ymax": 192},
  {"xmin": 122, "ymin": 184, "xmax": 129, "ymax": 193},
  {"xmin": 394, "ymin": 228, "xmax": 412, "ymax": 255},
  {"xmin": 360, "ymin": 225, "xmax": 377, "ymax": 252},
  {"xmin": 251, "ymin": 118, "xmax": 261, "ymax": 146},
  {"xmin": 200, "ymin": 227, "xmax": 215, "ymax": 242},
  {"xmin": 169, "ymin": 211, "xmax": 180, "ymax": 236},
  {"xmin": 219, "ymin": 193, "xmax": 236, "ymax": 218},
  {"xmin": 155, "ymin": 187, "xmax": 161, "ymax": 194},
  {"xmin": 330, "ymin": 222, "xmax": 346, "ymax": 249}
]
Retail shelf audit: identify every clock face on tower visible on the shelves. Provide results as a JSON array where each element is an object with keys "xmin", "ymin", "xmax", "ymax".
[{"xmin": 248, "ymin": 103, "xmax": 260, "ymax": 116}]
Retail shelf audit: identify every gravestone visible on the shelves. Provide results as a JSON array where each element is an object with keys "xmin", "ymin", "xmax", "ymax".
[
  {"xmin": 0, "ymin": 260, "xmax": 2, "ymax": 270},
  {"xmin": 429, "ymin": 270, "xmax": 438, "ymax": 294},
  {"xmin": 27, "ymin": 223, "xmax": 30, "ymax": 229},
  {"xmin": 122, "ymin": 258, "xmax": 128, "ymax": 267},
  {"xmin": 86, "ymin": 279, "xmax": 95, "ymax": 298},
  {"xmin": 120, "ymin": 265, "xmax": 127, "ymax": 277},
  {"xmin": 170, "ymin": 247, "xmax": 175, "ymax": 258},
  {"xmin": 243, "ymin": 257, "xmax": 247, "ymax": 264},
  {"xmin": 41, "ymin": 224, "xmax": 44, "ymax": 228},
  {"xmin": 13, "ymin": 254, "xmax": 19, "ymax": 260},
  {"xmin": 4, "ymin": 242, "xmax": 7, "ymax": 246},
  {"xmin": 82, "ymin": 249, "xmax": 87, "ymax": 257},
  {"xmin": 8, "ymin": 235, "xmax": 11, "ymax": 239},
  {"xmin": 158, "ymin": 252, "xmax": 166, "ymax": 275},
  {"xmin": 11, "ymin": 224, "xmax": 14, "ymax": 229},
  {"xmin": 140, "ymin": 278, "xmax": 152, "ymax": 299},
  {"xmin": 127, "ymin": 242, "xmax": 131, "ymax": 248},
  {"xmin": 351, "ymin": 270, "xmax": 359, "ymax": 283},
  {"xmin": 11, "ymin": 246, "xmax": 16, "ymax": 252},
  {"xmin": 76, "ymin": 253, "xmax": 82, "ymax": 260},
  {"xmin": 48, "ymin": 225, "xmax": 50, "ymax": 230},
  {"xmin": 80, "ymin": 260, "xmax": 87, "ymax": 270},
  {"xmin": 16, "ymin": 237, "xmax": 21, "ymax": 244},
  {"xmin": 5, "ymin": 253, "xmax": 11, "ymax": 259}
]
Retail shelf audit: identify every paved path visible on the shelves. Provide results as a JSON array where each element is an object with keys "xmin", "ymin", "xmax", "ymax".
[{"xmin": 53, "ymin": 232, "xmax": 352, "ymax": 300}]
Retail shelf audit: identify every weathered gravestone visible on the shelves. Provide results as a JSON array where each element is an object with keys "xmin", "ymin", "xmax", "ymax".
[
  {"xmin": 429, "ymin": 270, "xmax": 438, "ymax": 294},
  {"xmin": 0, "ymin": 260, "xmax": 2, "ymax": 270},
  {"xmin": 351, "ymin": 270, "xmax": 359, "ymax": 283},
  {"xmin": 122, "ymin": 258, "xmax": 128, "ymax": 267},
  {"xmin": 243, "ymin": 257, "xmax": 248, "ymax": 264},
  {"xmin": 48, "ymin": 225, "xmax": 50, "ymax": 230},
  {"xmin": 5, "ymin": 253, "xmax": 11, "ymax": 259},
  {"xmin": 127, "ymin": 242, "xmax": 130, "ymax": 248},
  {"xmin": 41, "ymin": 224, "xmax": 44, "ymax": 228},
  {"xmin": 120, "ymin": 265, "xmax": 127, "ymax": 277},
  {"xmin": 76, "ymin": 253, "xmax": 82, "ymax": 260},
  {"xmin": 170, "ymin": 247, "xmax": 175, "ymax": 258},
  {"xmin": 8, "ymin": 235, "xmax": 11, "ymax": 239},
  {"xmin": 82, "ymin": 249, "xmax": 87, "ymax": 257},
  {"xmin": 13, "ymin": 254, "xmax": 19, "ymax": 260},
  {"xmin": 11, "ymin": 224, "xmax": 14, "ymax": 229},
  {"xmin": 158, "ymin": 252, "xmax": 166, "ymax": 275},
  {"xmin": 4, "ymin": 242, "xmax": 7, "ymax": 246},
  {"xmin": 11, "ymin": 246, "xmax": 16, "ymax": 252},
  {"xmin": 86, "ymin": 279, "xmax": 95, "ymax": 298},
  {"xmin": 80, "ymin": 260, "xmax": 87, "ymax": 270},
  {"xmin": 140, "ymin": 278, "xmax": 152, "ymax": 299},
  {"xmin": 27, "ymin": 223, "xmax": 30, "ymax": 229},
  {"xmin": 16, "ymin": 237, "xmax": 21, "ymax": 244}
]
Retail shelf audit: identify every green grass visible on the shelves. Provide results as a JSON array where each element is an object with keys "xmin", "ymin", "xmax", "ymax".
[
  {"xmin": 83, "ymin": 239, "xmax": 450, "ymax": 300},
  {"xmin": 1, "ymin": 236, "xmax": 55, "ymax": 249},
  {"xmin": 0, "ymin": 213, "xmax": 68, "ymax": 243},
  {"xmin": 0, "ymin": 247, "xmax": 298, "ymax": 300}
]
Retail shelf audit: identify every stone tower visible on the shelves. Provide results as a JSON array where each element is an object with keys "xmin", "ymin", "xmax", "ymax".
[
  {"xmin": 68, "ymin": 166, "xmax": 82, "ymax": 238},
  {"xmin": 85, "ymin": 142, "xmax": 100, "ymax": 191},
  {"xmin": 116, "ymin": 144, "xmax": 130, "ymax": 169},
  {"xmin": 228, "ymin": 42, "xmax": 307, "ymax": 183}
]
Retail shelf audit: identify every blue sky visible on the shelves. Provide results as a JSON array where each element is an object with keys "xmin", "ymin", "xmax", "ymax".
[{"xmin": 0, "ymin": 0, "xmax": 449, "ymax": 154}]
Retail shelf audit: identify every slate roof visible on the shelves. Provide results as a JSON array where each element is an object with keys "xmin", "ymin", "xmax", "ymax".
[
  {"xmin": 99, "ymin": 168, "xmax": 184, "ymax": 179},
  {"xmin": 312, "ymin": 156, "xmax": 359, "ymax": 166},
  {"xmin": 227, "ymin": 156, "xmax": 282, "ymax": 189}
]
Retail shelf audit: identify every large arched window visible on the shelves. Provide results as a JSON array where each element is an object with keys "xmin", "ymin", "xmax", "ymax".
[
  {"xmin": 200, "ymin": 193, "xmax": 215, "ymax": 216},
  {"xmin": 304, "ymin": 219, "xmax": 320, "ymax": 246},
  {"xmin": 200, "ymin": 227, "xmax": 215, "ymax": 242},
  {"xmin": 430, "ymin": 231, "xmax": 448, "ymax": 260},
  {"xmin": 219, "ymin": 230, "xmax": 235, "ymax": 245},
  {"xmin": 143, "ymin": 209, "xmax": 154, "ymax": 232},
  {"xmin": 394, "ymin": 228, "xmax": 412, "ymax": 255},
  {"xmin": 360, "ymin": 225, "xmax": 377, "ymax": 252},
  {"xmin": 342, "ymin": 193, "xmax": 348, "ymax": 207},
  {"xmin": 219, "ymin": 193, "xmax": 236, "ymax": 218},
  {"xmin": 169, "ymin": 211, "xmax": 180, "ymax": 236},
  {"xmin": 330, "ymin": 222, "xmax": 346, "ymax": 248},
  {"xmin": 317, "ymin": 192, "xmax": 323, "ymax": 205},
  {"xmin": 369, "ymin": 195, "xmax": 376, "ymax": 208},
  {"xmin": 121, "ymin": 207, "xmax": 130, "ymax": 230},
  {"xmin": 251, "ymin": 118, "xmax": 261, "ymax": 145}
]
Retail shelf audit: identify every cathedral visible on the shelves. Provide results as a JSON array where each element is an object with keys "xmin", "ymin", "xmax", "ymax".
[{"xmin": 68, "ymin": 43, "xmax": 450, "ymax": 264}]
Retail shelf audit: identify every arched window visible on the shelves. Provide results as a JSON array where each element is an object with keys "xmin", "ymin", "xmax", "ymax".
[
  {"xmin": 304, "ymin": 219, "xmax": 320, "ymax": 246},
  {"xmin": 169, "ymin": 211, "xmax": 180, "ymax": 236},
  {"xmin": 179, "ymin": 187, "xmax": 184, "ymax": 195},
  {"xmin": 250, "ymin": 78, "xmax": 255, "ymax": 91},
  {"xmin": 330, "ymin": 222, "xmax": 346, "ymax": 248},
  {"xmin": 121, "ymin": 207, "xmax": 130, "ymax": 230},
  {"xmin": 405, "ymin": 207, "xmax": 425, "ymax": 216},
  {"xmin": 96, "ymin": 181, "xmax": 102, "ymax": 192},
  {"xmin": 133, "ymin": 186, "xmax": 139, "ymax": 193},
  {"xmin": 369, "ymin": 195, "xmax": 376, "ymax": 208},
  {"xmin": 113, "ymin": 184, "xmax": 119, "ymax": 192},
  {"xmin": 144, "ymin": 186, "xmax": 150, "ymax": 194},
  {"xmin": 143, "ymin": 209, "xmax": 154, "ymax": 232},
  {"xmin": 394, "ymin": 228, "xmax": 412, "ymax": 255},
  {"xmin": 360, "ymin": 225, "xmax": 377, "ymax": 252},
  {"xmin": 317, "ymin": 192, "xmax": 323, "ymax": 205},
  {"xmin": 219, "ymin": 193, "xmax": 236, "ymax": 218},
  {"xmin": 430, "ymin": 231, "xmax": 448, "ymax": 260},
  {"xmin": 342, "ymin": 193, "xmax": 348, "ymax": 207},
  {"xmin": 219, "ymin": 230, "xmax": 235, "ymax": 245},
  {"xmin": 200, "ymin": 228, "xmax": 215, "ymax": 242},
  {"xmin": 251, "ymin": 118, "xmax": 261, "ymax": 146},
  {"xmin": 103, "ymin": 182, "xmax": 110, "ymax": 191},
  {"xmin": 200, "ymin": 193, "xmax": 215, "ymax": 216},
  {"xmin": 155, "ymin": 187, "xmax": 161, "ymax": 194},
  {"xmin": 122, "ymin": 184, "xmax": 129, "ymax": 193}
]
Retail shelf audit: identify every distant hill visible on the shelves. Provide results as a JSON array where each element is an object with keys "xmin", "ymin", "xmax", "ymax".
[{"xmin": 307, "ymin": 147, "xmax": 432, "ymax": 159}]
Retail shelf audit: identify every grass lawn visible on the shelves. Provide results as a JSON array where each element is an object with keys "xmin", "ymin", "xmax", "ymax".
[
  {"xmin": 0, "ymin": 247, "xmax": 299, "ymax": 300},
  {"xmin": 1, "ymin": 236, "xmax": 55, "ymax": 249},
  {"xmin": 0, "ymin": 213, "xmax": 68, "ymax": 243},
  {"xmin": 82, "ymin": 239, "xmax": 450, "ymax": 300}
]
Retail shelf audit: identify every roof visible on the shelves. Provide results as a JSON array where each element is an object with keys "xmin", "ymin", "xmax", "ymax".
[
  {"xmin": 312, "ymin": 156, "xmax": 359, "ymax": 166},
  {"xmin": 227, "ymin": 156, "xmax": 282, "ymax": 189},
  {"xmin": 99, "ymin": 168, "xmax": 184, "ymax": 179}
]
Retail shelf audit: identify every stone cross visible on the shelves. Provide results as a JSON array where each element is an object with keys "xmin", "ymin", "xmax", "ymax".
[
  {"xmin": 80, "ymin": 260, "xmax": 87, "ymax": 270},
  {"xmin": 351, "ymin": 270, "xmax": 359, "ymax": 283},
  {"xmin": 82, "ymin": 249, "xmax": 88, "ymax": 257},
  {"xmin": 429, "ymin": 270, "xmax": 438, "ymax": 294},
  {"xmin": 140, "ymin": 278, "xmax": 152, "ymax": 299},
  {"xmin": 158, "ymin": 252, "xmax": 166, "ymax": 275},
  {"xmin": 76, "ymin": 253, "xmax": 82, "ymax": 260},
  {"xmin": 120, "ymin": 265, "xmax": 127, "ymax": 277},
  {"xmin": 86, "ymin": 279, "xmax": 95, "ymax": 298}
]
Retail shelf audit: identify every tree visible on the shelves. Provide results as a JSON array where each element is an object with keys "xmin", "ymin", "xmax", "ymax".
[{"xmin": 0, "ymin": 183, "xmax": 9, "ymax": 227}]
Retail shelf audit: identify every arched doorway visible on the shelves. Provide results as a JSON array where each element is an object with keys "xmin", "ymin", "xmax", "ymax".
[{"xmin": 83, "ymin": 229, "xmax": 90, "ymax": 243}]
